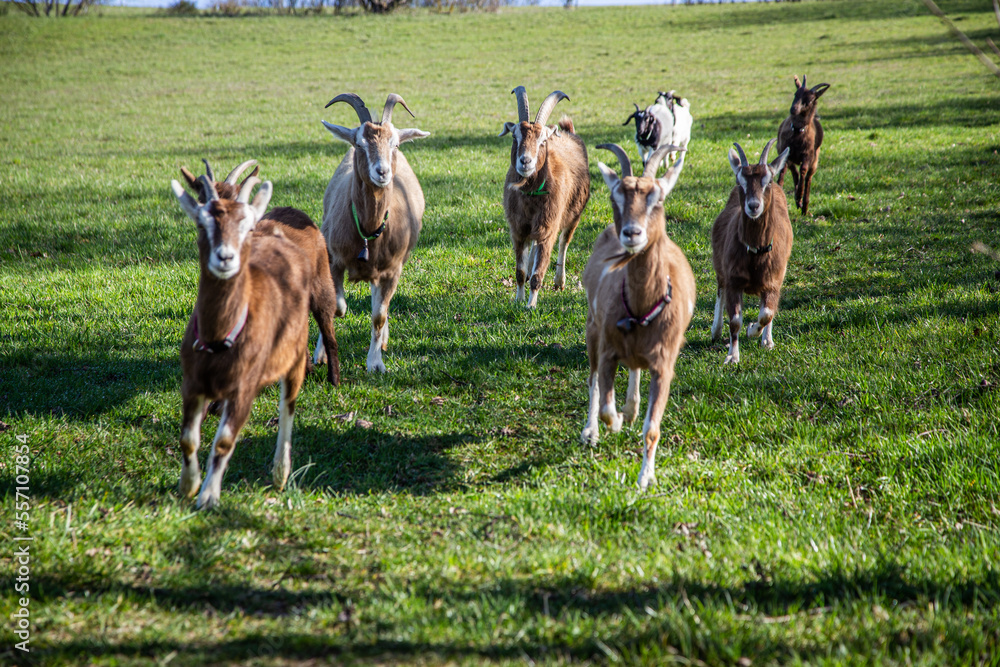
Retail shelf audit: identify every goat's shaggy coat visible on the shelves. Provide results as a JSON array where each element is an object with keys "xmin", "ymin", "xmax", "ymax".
[
  {"xmin": 776, "ymin": 74, "xmax": 829, "ymax": 216},
  {"xmin": 580, "ymin": 143, "xmax": 694, "ymax": 491},
  {"xmin": 171, "ymin": 171, "xmax": 339, "ymax": 510},
  {"xmin": 500, "ymin": 87, "xmax": 590, "ymax": 308},
  {"xmin": 710, "ymin": 140, "xmax": 793, "ymax": 365},
  {"xmin": 315, "ymin": 93, "xmax": 429, "ymax": 373}
]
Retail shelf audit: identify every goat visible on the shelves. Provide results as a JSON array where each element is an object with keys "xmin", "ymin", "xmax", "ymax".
[
  {"xmin": 580, "ymin": 143, "xmax": 694, "ymax": 491},
  {"xmin": 315, "ymin": 93, "xmax": 429, "ymax": 373},
  {"xmin": 171, "ymin": 172, "xmax": 339, "ymax": 509},
  {"xmin": 180, "ymin": 159, "xmax": 341, "ymax": 386},
  {"xmin": 499, "ymin": 86, "xmax": 590, "ymax": 308},
  {"xmin": 623, "ymin": 90, "xmax": 693, "ymax": 166},
  {"xmin": 710, "ymin": 140, "xmax": 792, "ymax": 365},
  {"xmin": 776, "ymin": 74, "xmax": 830, "ymax": 216}
]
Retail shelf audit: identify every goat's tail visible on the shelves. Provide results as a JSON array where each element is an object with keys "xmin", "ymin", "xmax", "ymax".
[{"xmin": 558, "ymin": 115, "xmax": 576, "ymax": 135}]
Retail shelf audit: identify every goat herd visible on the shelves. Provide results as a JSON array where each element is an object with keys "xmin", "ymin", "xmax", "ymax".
[{"xmin": 169, "ymin": 77, "xmax": 830, "ymax": 508}]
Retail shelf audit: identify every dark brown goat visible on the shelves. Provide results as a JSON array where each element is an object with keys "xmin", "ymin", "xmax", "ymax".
[
  {"xmin": 171, "ymin": 173, "xmax": 339, "ymax": 509},
  {"xmin": 580, "ymin": 144, "xmax": 694, "ymax": 491},
  {"xmin": 711, "ymin": 140, "xmax": 793, "ymax": 365},
  {"xmin": 180, "ymin": 159, "xmax": 340, "ymax": 386},
  {"xmin": 776, "ymin": 74, "xmax": 830, "ymax": 216},
  {"xmin": 499, "ymin": 86, "xmax": 590, "ymax": 308}
]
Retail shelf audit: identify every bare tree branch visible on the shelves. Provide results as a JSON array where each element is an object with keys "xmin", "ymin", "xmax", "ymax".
[{"xmin": 922, "ymin": 0, "xmax": 1000, "ymax": 77}]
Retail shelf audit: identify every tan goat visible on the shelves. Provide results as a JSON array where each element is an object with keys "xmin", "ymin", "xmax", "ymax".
[
  {"xmin": 181, "ymin": 159, "xmax": 341, "ymax": 385},
  {"xmin": 776, "ymin": 74, "xmax": 830, "ymax": 216},
  {"xmin": 314, "ymin": 93, "xmax": 429, "ymax": 373},
  {"xmin": 499, "ymin": 86, "xmax": 590, "ymax": 308},
  {"xmin": 580, "ymin": 143, "xmax": 694, "ymax": 491},
  {"xmin": 710, "ymin": 140, "xmax": 793, "ymax": 365},
  {"xmin": 171, "ymin": 173, "xmax": 338, "ymax": 509}
]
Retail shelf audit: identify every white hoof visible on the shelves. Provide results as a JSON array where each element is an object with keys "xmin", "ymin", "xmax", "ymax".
[
  {"xmin": 637, "ymin": 468, "xmax": 656, "ymax": 491},
  {"xmin": 581, "ymin": 425, "xmax": 599, "ymax": 446},
  {"xmin": 313, "ymin": 339, "xmax": 327, "ymax": 366},
  {"xmin": 367, "ymin": 359, "xmax": 387, "ymax": 373},
  {"xmin": 335, "ymin": 296, "xmax": 347, "ymax": 317},
  {"xmin": 747, "ymin": 322, "xmax": 762, "ymax": 338},
  {"xmin": 196, "ymin": 489, "xmax": 220, "ymax": 511},
  {"xmin": 723, "ymin": 353, "xmax": 740, "ymax": 365},
  {"xmin": 179, "ymin": 465, "xmax": 200, "ymax": 499},
  {"xmin": 623, "ymin": 400, "xmax": 639, "ymax": 424}
]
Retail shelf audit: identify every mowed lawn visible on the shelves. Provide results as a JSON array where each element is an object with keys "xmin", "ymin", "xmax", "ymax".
[{"xmin": 1, "ymin": 0, "xmax": 999, "ymax": 664}]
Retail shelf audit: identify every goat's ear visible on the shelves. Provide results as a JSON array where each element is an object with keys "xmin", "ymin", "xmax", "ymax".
[
  {"xmin": 397, "ymin": 128, "xmax": 430, "ymax": 144},
  {"xmin": 498, "ymin": 122, "xmax": 516, "ymax": 137},
  {"xmin": 321, "ymin": 120, "xmax": 358, "ymax": 145},
  {"xmin": 541, "ymin": 125, "xmax": 557, "ymax": 142},
  {"xmin": 655, "ymin": 153, "xmax": 685, "ymax": 201},
  {"xmin": 728, "ymin": 148, "xmax": 743, "ymax": 178},
  {"xmin": 250, "ymin": 181, "xmax": 273, "ymax": 220},
  {"xmin": 768, "ymin": 147, "xmax": 790, "ymax": 178},
  {"xmin": 171, "ymin": 180, "xmax": 201, "ymax": 222},
  {"xmin": 811, "ymin": 83, "xmax": 830, "ymax": 98},
  {"xmin": 597, "ymin": 161, "xmax": 620, "ymax": 193},
  {"xmin": 793, "ymin": 75, "xmax": 801, "ymax": 89}
]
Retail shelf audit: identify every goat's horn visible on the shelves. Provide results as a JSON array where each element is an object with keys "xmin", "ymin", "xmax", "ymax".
[
  {"xmin": 223, "ymin": 159, "xmax": 258, "ymax": 186},
  {"xmin": 197, "ymin": 174, "xmax": 219, "ymax": 202},
  {"xmin": 643, "ymin": 144, "xmax": 682, "ymax": 178},
  {"xmin": 732, "ymin": 142, "xmax": 749, "ymax": 168},
  {"xmin": 381, "ymin": 93, "xmax": 415, "ymax": 125},
  {"xmin": 237, "ymin": 175, "xmax": 261, "ymax": 204},
  {"xmin": 759, "ymin": 138, "xmax": 777, "ymax": 165},
  {"xmin": 801, "ymin": 74, "xmax": 807, "ymax": 89},
  {"xmin": 534, "ymin": 90, "xmax": 569, "ymax": 126},
  {"xmin": 622, "ymin": 103, "xmax": 640, "ymax": 126},
  {"xmin": 511, "ymin": 86, "xmax": 529, "ymax": 123},
  {"xmin": 201, "ymin": 159, "xmax": 216, "ymax": 184},
  {"xmin": 596, "ymin": 143, "xmax": 633, "ymax": 179},
  {"xmin": 325, "ymin": 93, "xmax": 373, "ymax": 125}
]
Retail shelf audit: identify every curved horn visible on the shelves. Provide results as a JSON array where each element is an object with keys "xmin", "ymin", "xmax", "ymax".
[
  {"xmin": 732, "ymin": 142, "xmax": 749, "ymax": 168},
  {"xmin": 642, "ymin": 144, "xmax": 682, "ymax": 178},
  {"xmin": 534, "ymin": 90, "xmax": 569, "ymax": 126},
  {"xmin": 622, "ymin": 103, "xmax": 640, "ymax": 126},
  {"xmin": 511, "ymin": 86, "xmax": 529, "ymax": 123},
  {"xmin": 758, "ymin": 138, "xmax": 777, "ymax": 165},
  {"xmin": 325, "ymin": 93, "xmax": 373, "ymax": 125},
  {"xmin": 223, "ymin": 159, "xmax": 258, "ymax": 186},
  {"xmin": 237, "ymin": 175, "xmax": 261, "ymax": 204},
  {"xmin": 197, "ymin": 175, "xmax": 219, "ymax": 202},
  {"xmin": 596, "ymin": 143, "xmax": 633, "ymax": 179},
  {"xmin": 381, "ymin": 93, "xmax": 415, "ymax": 125},
  {"xmin": 201, "ymin": 159, "xmax": 216, "ymax": 184}
]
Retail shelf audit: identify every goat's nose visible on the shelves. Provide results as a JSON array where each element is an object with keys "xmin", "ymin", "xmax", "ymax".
[
  {"xmin": 216, "ymin": 247, "xmax": 234, "ymax": 261},
  {"xmin": 623, "ymin": 227, "xmax": 641, "ymax": 240},
  {"xmin": 375, "ymin": 164, "xmax": 389, "ymax": 177},
  {"xmin": 519, "ymin": 155, "xmax": 530, "ymax": 165}
]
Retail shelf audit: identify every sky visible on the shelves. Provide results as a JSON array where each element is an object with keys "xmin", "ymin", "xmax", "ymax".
[{"xmin": 118, "ymin": 0, "xmax": 769, "ymax": 9}]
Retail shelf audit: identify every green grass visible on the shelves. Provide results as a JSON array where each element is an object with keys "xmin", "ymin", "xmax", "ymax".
[{"xmin": 1, "ymin": 0, "xmax": 999, "ymax": 664}]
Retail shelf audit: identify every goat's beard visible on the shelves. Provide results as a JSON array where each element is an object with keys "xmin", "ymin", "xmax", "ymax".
[
  {"xmin": 605, "ymin": 251, "xmax": 636, "ymax": 272},
  {"xmin": 507, "ymin": 177, "xmax": 530, "ymax": 191}
]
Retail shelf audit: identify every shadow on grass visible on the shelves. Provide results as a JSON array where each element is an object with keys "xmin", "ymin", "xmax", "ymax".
[{"xmin": 14, "ymin": 559, "xmax": 998, "ymax": 665}]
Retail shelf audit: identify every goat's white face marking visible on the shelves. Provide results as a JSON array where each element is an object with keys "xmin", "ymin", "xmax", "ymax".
[
  {"xmin": 206, "ymin": 205, "xmax": 256, "ymax": 280},
  {"xmin": 511, "ymin": 123, "xmax": 553, "ymax": 178}
]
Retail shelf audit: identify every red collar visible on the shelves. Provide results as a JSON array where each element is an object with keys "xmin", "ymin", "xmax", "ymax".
[
  {"xmin": 617, "ymin": 276, "xmax": 672, "ymax": 332},
  {"xmin": 193, "ymin": 303, "xmax": 249, "ymax": 353}
]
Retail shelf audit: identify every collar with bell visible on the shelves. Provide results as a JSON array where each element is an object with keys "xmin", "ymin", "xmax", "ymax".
[
  {"xmin": 617, "ymin": 276, "xmax": 672, "ymax": 332},
  {"xmin": 352, "ymin": 201, "xmax": 388, "ymax": 262},
  {"xmin": 193, "ymin": 303, "xmax": 249, "ymax": 353},
  {"xmin": 745, "ymin": 237, "xmax": 773, "ymax": 255}
]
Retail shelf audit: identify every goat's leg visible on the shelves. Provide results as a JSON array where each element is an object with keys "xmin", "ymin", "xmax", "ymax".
[
  {"xmin": 638, "ymin": 364, "xmax": 674, "ymax": 491},
  {"xmin": 196, "ymin": 394, "xmax": 252, "ymax": 510},
  {"xmin": 710, "ymin": 286, "xmax": 727, "ymax": 341},
  {"xmin": 311, "ymin": 266, "xmax": 341, "ymax": 385},
  {"xmin": 788, "ymin": 163, "xmax": 801, "ymax": 208},
  {"xmin": 580, "ymin": 321, "xmax": 601, "ymax": 445},
  {"xmin": 623, "ymin": 369, "xmax": 642, "ymax": 424},
  {"xmin": 315, "ymin": 260, "xmax": 347, "ymax": 366},
  {"xmin": 179, "ymin": 393, "xmax": 207, "ymax": 499},
  {"xmin": 724, "ymin": 288, "xmax": 743, "ymax": 365},
  {"xmin": 366, "ymin": 272, "xmax": 399, "ymax": 373},
  {"xmin": 272, "ymin": 355, "xmax": 306, "ymax": 492},
  {"xmin": 748, "ymin": 290, "xmax": 780, "ymax": 349},
  {"xmin": 801, "ymin": 152, "xmax": 818, "ymax": 216},
  {"xmin": 527, "ymin": 235, "xmax": 557, "ymax": 309},
  {"xmin": 553, "ymin": 230, "xmax": 570, "ymax": 290},
  {"xmin": 597, "ymin": 348, "xmax": 622, "ymax": 433},
  {"xmin": 513, "ymin": 237, "xmax": 533, "ymax": 302}
]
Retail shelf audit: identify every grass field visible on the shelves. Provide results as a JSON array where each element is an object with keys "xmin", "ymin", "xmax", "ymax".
[{"xmin": 1, "ymin": 0, "xmax": 999, "ymax": 664}]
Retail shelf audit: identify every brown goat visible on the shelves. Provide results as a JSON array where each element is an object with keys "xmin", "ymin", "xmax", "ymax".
[
  {"xmin": 776, "ymin": 74, "xmax": 830, "ymax": 216},
  {"xmin": 180, "ymin": 159, "xmax": 341, "ymax": 386},
  {"xmin": 580, "ymin": 143, "xmax": 694, "ymax": 491},
  {"xmin": 316, "ymin": 93, "xmax": 429, "ymax": 373},
  {"xmin": 499, "ymin": 86, "xmax": 590, "ymax": 308},
  {"xmin": 171, "ymin": 173, "xmax": 338, "ymax": 509},
  {"xmin": 710, "ymin": 140, "xmax": 793, "ymax": 365}
]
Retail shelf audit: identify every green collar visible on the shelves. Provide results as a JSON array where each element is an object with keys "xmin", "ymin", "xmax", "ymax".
[
  {"xmin": 522, "ymin": 179, "xmax": 548, "ymax": 196},
  {"xmin": 352, "ymin": 201, "xmax": 388, "ymax": 241}
]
